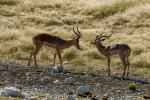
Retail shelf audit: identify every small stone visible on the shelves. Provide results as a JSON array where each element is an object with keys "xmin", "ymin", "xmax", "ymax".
[
  {"xmin": 147, "ymin": 79, "xmax": 150, "ymax": 83},
  {"xmin": 80, "ymin": 74, "xmax": 90, "ymax": 80},
  {"xmin": 101, "ymin": 94, "xmax": 109, "ymax": 100},
  {"xmin": 63, "ymin": 61, "xmax": 68, "ymax": 65},
  {"xmin": 143, "ymin": 96, "xmax": 150, "ymax": 99},
  {"xmin": 41, "ymin": 76, "xmax": 52, "ymax": 84},
  {"xmin": 53, "ymin": 80, "xmax": 59, "ymax": 84},
  {"xmin": 91, "ymin": 96, "xmax": 99, "ymax": 100},
  {"xmin": 51, "ymin": 66, "xmax": 64, "ymax": 73},
  {"xmin": 64, "ymin": 77, "xmax": 76, "ymax": 85},
  {"xmin": 67, "ymin": 95, "xmax": 76, "ymax": 100},
  {"xmin": 76, "ymin": 85, "xmax": 92, "ymax": 97},
  {"xmin": 5, "ymin": 77, "xmax": 18, "ymax": 84},
  {"xmin": 1, "ymin": 87, "xmax": 23, "ymax": 97},
  {"xmin": 29, "ymin": 96, "xmax": 37, "ymax": 100}
]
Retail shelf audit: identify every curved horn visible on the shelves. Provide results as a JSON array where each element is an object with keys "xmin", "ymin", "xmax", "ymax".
[
  {"xmin": 99, "ymin": 33, "xmax": 112, "ymax": 41},
  {"xmin": 101, "ymin": 33, "xmax": 112, "ymax": 39},
  {"xmin": 76, "ymin": 24, "xmax": 81, "ymax": 37},
  {"xmin": 73, "ymin": 26, "xmax": 79, "ymax": 37},
  {"xmin": 98, "ymin": 32, "xmax": 104, "ymax": 38}
]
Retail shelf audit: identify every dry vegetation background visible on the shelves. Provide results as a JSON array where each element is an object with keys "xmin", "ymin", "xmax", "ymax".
[{"xmin": 0, "ymin": 0, "xmax": 150, "ymax": 76}]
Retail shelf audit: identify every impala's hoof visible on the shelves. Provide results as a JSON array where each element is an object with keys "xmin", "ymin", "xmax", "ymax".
[
  {"xmin": 108, "ymin": 73, "xmax": 111, "ymax": 76},
  {"xmin": 126, "ymin": 72, "xmax": 129, "ymax": 76},
  {"xmin": 121, "ymin": 75, "xmax": 126, "ymax": 80}
]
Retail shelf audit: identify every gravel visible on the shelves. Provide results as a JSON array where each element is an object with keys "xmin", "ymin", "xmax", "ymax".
[{"xmin": 0, "ymin": 59, "xmax": 149, "ymax": 99}]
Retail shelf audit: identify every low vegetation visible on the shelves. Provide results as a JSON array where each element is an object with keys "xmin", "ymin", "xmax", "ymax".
[
  {"xmin": 128, "ymin": 83, "xmax": 138, "ymax": 91},
  {"xmin": 0, "ymin": 0, "xmax": 19, "ymax": 6},
  {"xmin": 0, "ymin": 0, "xmax": 150, "ymax": 76}
]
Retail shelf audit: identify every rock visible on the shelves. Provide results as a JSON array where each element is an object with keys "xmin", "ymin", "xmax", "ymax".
[
  {"xmin": 67, "ymin": 95, "xmax": 76, "ymax": 100},
  {"xmin": 76, "ymin": 85, "xmax": 92, "ymax": 97},
  {"xmin": 63, "ymin": 61, "xmax": 68, "ymax": 65},
  {"xmin": 64, "ymin": 77, "xmax": 76, "ymax": 85},
  {"xmin": 80, "ymin": 74, "xmax": 90, "ymax": 80},
  {"xmin": 28, "ymin": 96, "xmax": 37, "ymax": 100},
  {"xmin": 41, "ymin": 76, "xmax": 52, "ymax": 84},
  {"xmin": 101, "ymin": 95, "xmax": 108, "ymax": 100},
  {"xmin": 143, "ymin": 96, "xmax": 150, "ymax": 99},
  {"xmin": 53, "ymin": 80, "xmax": 59, "ymax": 84},
  {"xmin": 1, "ymin": 87, "xmax": 23, "ymax": 97},
  {"xmin": 91, "ymin": 96, "xmax": 99, "ymax": 100},
  {"xmin": 5, "ymin": 77, "xmax": 19, "ymax": 84},
  {"xmin": 51, "ymin": 65, "xmax": 64, "ymax": 73}
]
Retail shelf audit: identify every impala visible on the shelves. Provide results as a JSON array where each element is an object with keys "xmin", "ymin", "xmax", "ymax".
[
  {"xmin": 28, "ymin": 25, "xmax": 82, "ymax": 67},
  {"xmin": 91, "ymin": 33, "xmax": 131, "ymax": 77}
]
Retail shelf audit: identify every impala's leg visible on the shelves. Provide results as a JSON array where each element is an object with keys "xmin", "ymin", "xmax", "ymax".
[
  {"xmin": 126, "ymin": 50, "xmax": 131, "ymax": 76},
  {"xmin": 57, "ymin": 50, "xmax": 63, "ymax": 67},
  {"xmin": 120, "ymin": 56, "xmax": 127, "ymax": 78},
  {"xmin": 28, "ymin": 49, "xmax": 34, "ymax": 66},
  {"xmin": 126, "ymin": 59, "xmax": 130, "ymax": 76},
  {"xmin": 53, "ymin": 50, "xmax": 57, "ymax": 66},
  {"xmin": 107, "ymin": 57, "xmax": 111, "ymax": 76},
  {"xmin": 33, "ymin": 43, "xmax": 42, "ymax": 67}
]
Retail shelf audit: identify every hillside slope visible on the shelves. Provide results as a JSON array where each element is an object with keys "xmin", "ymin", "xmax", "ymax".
[{"xmin": 0, "ymin": 0, "xmax": 150, "ymax": 76}]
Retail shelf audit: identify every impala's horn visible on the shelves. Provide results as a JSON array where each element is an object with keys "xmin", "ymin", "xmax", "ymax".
[
  {"xmin": 73, "ymin": 26, "xmax": 79, "ymax": 37},
  {"xmin": 97, "ymin": 32, "xmax": 104, "ymax": 40},
  {"xmin": 73, "ymin": 23, "xmax": 81, "ymax": 39},
  {"xmin": 100, "ymin": 33, "xmax": 112, "ymax": 39},
  {"xmin": 76, "ymin": 24, "xmax": 81, "ymax": 38}
]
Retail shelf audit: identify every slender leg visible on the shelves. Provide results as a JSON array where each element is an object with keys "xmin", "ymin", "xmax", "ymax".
[
  {"xmin": 57, "ymin": 50, "xmax": 63, "ymax": 67},
  {"xmin": 33, "ymin": 44, "xmax": 42, "ymax": 67},
  {"xmin": 126, "ymin": 58, "xmax": 130, "ymax": 76},
  {"xmin": 120, "ymin": 57, "xmax": 127, "ymax": 78},
  {"xmin": 125, "ymin": 50, "xmax": 130, "ymax": 76},
  {"xmin": 107, "ymin": 57, "xmax": 111, "ymax": 76},
  {"xmin": 28, "ymin": 49, "xmax": 34, "ymax": 66},
  {"xmin": 53, "ymin": 50, "xmax": 57, "ymax": 66}
]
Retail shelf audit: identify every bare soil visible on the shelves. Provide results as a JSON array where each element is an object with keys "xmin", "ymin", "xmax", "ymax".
[{"xmin": 0, "ymin": 59, "xmax": 150, "ymax": 99}]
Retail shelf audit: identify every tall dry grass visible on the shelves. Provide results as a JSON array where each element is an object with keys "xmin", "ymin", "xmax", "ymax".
[{"xmin": 0, "ymin": 0, "xmax": 150, "ymax": 76}]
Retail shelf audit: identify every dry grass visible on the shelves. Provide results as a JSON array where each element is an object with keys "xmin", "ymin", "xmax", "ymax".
[
  {"xmin": 0, "ymin": 0, "xmax": 19, "ymax": 6},
  {"xmin": 0, "ymin": 0, "xmax": 150, "ymax": 76}
]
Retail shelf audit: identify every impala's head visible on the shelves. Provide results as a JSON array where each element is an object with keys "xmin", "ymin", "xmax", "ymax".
[
  {"xmin": 73, "ymin": 24, "xmax": 82, "ymax": 50},
  {"xmin": 91, "ymin": 33, "xmax": 112, "ymax": 45}
]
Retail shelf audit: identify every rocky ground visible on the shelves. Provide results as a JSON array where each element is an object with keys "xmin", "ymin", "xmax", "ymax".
[{"xmin": 0, "ymin": 59, "xmax": 150, "ymax": 100}]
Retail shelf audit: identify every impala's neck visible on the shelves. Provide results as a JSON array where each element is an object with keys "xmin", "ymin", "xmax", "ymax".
[
  {"xmin": 95, "ymin": 43, "xmax": 107, "ymax": 56},
  {"xmin": 61, "ymin": 40, "xmax": 74, "ymax": 49}
]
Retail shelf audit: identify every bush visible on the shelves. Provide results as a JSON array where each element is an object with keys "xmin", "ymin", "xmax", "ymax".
[
  {"xmin": 0, "ymin": 0, "xmax": 19, "ymax": 6},
  {"xmin": 63, "ymin": 48, "xmax": 78, "ymax": 60},
  {"xmin": 0, "ymin": 8, "xmax": 16, "ymax": 16},
  {"xmin": 85, "ymin": 0, "xmax": 140, "ymax": 19},
  {"xmin": 84, "ymin": 50, "xmax": 103, "ymax": 60},
  {"xmin": 128, "ymin": 83, "xmax": 137, "ymax": 91},
  {"xmin": 45, "ymin": 19, "xmax": 63, "ymax": 26}
]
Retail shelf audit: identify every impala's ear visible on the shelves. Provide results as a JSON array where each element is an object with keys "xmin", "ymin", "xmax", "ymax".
[{"xmin": 96, "ymin": 36, "xmax": 99, "ymax": 39}]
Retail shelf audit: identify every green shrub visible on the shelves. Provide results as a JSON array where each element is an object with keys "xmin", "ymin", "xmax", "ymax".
[{"xmin": 128, "ymin": 83, "xmax": 137, "ymax": 91}]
